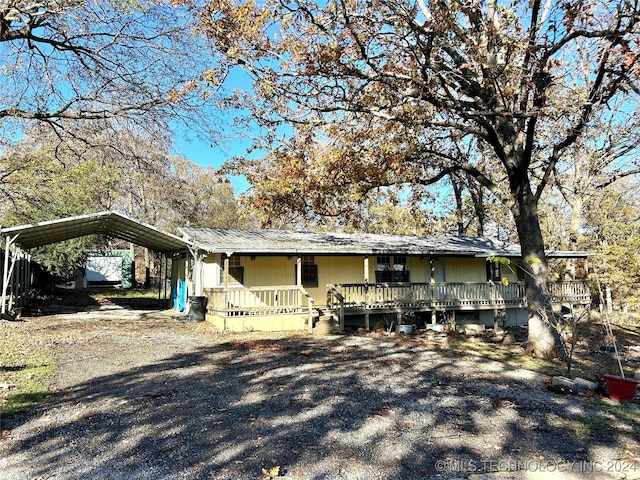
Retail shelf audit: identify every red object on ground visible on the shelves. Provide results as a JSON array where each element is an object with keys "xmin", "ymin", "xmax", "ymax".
[{"xmin": 604, "ymin": 374, "xmax": 640, "ymax": 402}]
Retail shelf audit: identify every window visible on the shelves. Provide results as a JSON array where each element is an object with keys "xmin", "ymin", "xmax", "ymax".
[
  {"xmin": 375, "ymin": 255, "xmax": 409, "ymax": 283},
  {"xmin": 299, "ymin": 256, "xmax": 318, "ymax": 287},
  {"xmin": 220, "ymin": 255, "xmax": 244, "ymax": 284},
  {"xmin": 377, "ymin": 256, "xmax": 391, "ymax": 272},
  {"xmin": 516, "ymin": 262, "xmax": 525, "ymax": 281},
  {"xmin": 486, "ymin": 261, "xmax": 501, "ymax": 282}
]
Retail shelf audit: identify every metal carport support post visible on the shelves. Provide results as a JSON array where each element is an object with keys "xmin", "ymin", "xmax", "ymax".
[{"xmin": 1, "ymin": 234, "xmax": 20, "ymax": 314}]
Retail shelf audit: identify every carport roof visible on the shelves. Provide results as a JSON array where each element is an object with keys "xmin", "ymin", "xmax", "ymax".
[{"xmin": 0, "ymin": 211, "xmax": 191, "ymax": 254}]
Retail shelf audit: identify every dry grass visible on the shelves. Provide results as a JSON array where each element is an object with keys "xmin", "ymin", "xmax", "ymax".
[
  {"xmin": 36, "ymin": 287, "xmax": 163, "ymax": 307},
  {"xmin": 440, "ymin": 312, "xmax": 640, "ymax": 379}
]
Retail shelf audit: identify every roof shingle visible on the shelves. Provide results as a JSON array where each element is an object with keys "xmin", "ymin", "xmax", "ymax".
[{"xmin": 178, "ymin": 227, "xmax": 590, "ymax": 258}]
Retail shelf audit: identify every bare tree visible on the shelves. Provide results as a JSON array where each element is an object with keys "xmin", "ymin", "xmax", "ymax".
[{"xmin": 0, "ymin": 0, "xmax": 220, "ymax": 142}]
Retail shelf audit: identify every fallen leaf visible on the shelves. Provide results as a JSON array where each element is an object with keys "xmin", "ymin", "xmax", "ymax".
[{"xmin": 262, "ymin": 465, "xmax": 280, "ymax": 478}]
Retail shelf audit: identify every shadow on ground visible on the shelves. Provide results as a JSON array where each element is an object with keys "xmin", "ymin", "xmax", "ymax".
[{"xmin": 1, "ymin": 332, "xmax": 638, "ymax": 480}]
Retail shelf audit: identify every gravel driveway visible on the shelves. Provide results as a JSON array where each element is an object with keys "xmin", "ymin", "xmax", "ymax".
[{"xmin": 1, "ymin": 308, "xmax": 639, "ymax": 480}]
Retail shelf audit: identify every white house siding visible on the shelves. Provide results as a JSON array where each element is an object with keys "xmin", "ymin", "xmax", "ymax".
[
  {"xmin": 407, "ymin": 257, "xmax": 427, "ymax": 283},
  {"xmin": 171, "ymin": 256, "xmax": 187, "ymax": 286},
  {"xmin": 316, "ymin": 256, "xmax": 364, "ymax": 291},
  {"xmin": 202, "ymin": 254, "xmax": 221, "ymax": 288},
  {"xmin": 432, "ymin": 258, "xmax": 445, "ymax": 282}
]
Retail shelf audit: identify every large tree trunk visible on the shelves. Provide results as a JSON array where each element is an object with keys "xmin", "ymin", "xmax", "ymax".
[
  {"xmin": 512, "ymin": 186, "xmax": 564, "ymax": 359},
  {"xmin": 450, "ymin": 173, "xmax": 466, "ymax": 235}
]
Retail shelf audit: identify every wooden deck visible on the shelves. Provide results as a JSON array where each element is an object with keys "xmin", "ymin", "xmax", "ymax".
[
  {"xmin": 204, "ymin": 281, "xmax": 591, "ymax": 320},
  {"xmin": 326, "ymin": 281, "xmax": 591, "ymax": 315}
]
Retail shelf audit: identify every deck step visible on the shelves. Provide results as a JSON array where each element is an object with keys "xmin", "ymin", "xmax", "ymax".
[{"xmin": 313, "ymin": 315, "xmax": 344, "ymax": 335}]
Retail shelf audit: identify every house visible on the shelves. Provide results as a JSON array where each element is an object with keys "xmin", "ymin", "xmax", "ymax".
[
  {"xmin": 0, "ymin": 213, "xmax": 591, "ymax": 331},
  {"xmin": 175, "ymin": 227, "xmax": 592, "ymax": 334}
]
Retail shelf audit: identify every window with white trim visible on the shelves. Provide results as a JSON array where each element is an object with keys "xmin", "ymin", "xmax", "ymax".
[{"xmin": 375, "ymin": 255, "xmax": 409, "ymax": 282}]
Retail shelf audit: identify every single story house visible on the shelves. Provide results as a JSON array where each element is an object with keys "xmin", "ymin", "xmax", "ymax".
[
  {"xmin": 175, "ymin": 227, "xmax": 591, "ymax": 334},
  {"xmin": 0, "ymin": 213, "xmax": 591, "ymax": 332}
]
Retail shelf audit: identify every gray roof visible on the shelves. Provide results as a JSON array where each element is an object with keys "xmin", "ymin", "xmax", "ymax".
[
  {"xmin": 178, "ymin": 227, "xmax": 591, "ymax": 258},
  {"xmin": 1, "ymin": 211, "xmax": 191, "ymax": 254}
]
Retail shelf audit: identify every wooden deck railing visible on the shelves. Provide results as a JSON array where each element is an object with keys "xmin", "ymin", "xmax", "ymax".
[
  {"xmin": 548, "ymin": 281, "xmax": 592, "ymax": 303},
  {"xmin": 203, "ymin": 281, "xmax": 590, "ymax": 320},
  {"xmin": 326, "ymin": 281, "xmax": 590, "ymax": 312},
  {"xmin": 327, "ymin": 285, "xmax": 345, "ymax": 327},
  {"xmin": 204, "ymin": 286, "xmax": 314, "ymax": 326}
]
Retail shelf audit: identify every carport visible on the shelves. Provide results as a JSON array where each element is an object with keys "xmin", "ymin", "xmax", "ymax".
[{"xmin": 0, "ymin": 211, "xmax": 193, "ymax": 315}]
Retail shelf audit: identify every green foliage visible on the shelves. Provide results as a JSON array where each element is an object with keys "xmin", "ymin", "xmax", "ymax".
[
  {"xmin": 581, "ymin": 181, "xmax": 640, "ymax": 310},
  {"xmin": 0, "ymin": 124, "xmax": 241, "ymax": 280},
  {"xmin": 164, "ymin": 158, "xmax": 244, "ymax": 230},
  {"xmin": 32, "ymin": 237, "xmax": 108, "ymax": 281},
  {"xmin": 486, "ymin": 256, "xmax": 511, "ymax": 266}
]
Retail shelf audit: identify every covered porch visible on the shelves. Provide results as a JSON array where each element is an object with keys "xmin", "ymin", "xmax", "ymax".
[
  {"xmin": 327, "ymin": 280, "xmax": 591, "ymax": 311},
  {"xmin": 178, "ymin": 226, "xmax": 592, "ymax": 333}
]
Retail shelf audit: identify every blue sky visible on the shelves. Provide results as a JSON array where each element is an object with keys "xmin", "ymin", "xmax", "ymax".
[
  {"xmin": 172, "ymin": 67, "xmax": 255, "ymax": 194},
  {"xmin": 176, "ymin": 135, "xmax": 252, "ymax": 194}
]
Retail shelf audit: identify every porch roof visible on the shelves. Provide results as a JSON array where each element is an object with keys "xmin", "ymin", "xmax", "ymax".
[{"xmin": 178, "ymin": 227, "xmax": 590, "ymax": 259}]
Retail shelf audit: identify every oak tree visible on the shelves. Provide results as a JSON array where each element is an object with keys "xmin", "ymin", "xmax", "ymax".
[{"xmin": 201, "ymin": 0, "xmax": 640, "ymax": 358}]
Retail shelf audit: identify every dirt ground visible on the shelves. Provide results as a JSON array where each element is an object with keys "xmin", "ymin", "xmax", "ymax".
[{"xmin": 1, "ymin": 307, "xmax": 639, "ymax": 480}]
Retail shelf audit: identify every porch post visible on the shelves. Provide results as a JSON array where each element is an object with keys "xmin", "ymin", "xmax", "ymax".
[
  {"xmin": 1, "ymin": 234, "xmax": 19, "ymax": 315},
  {"xmin": 296, "ymin": 256, "xmax": 302, "ymax": 286},
  {"xmin": 9, "ymin": 250, "xmax": 18, "ymax": 310},
  {"xmin": 22, "ymin": 252, "xmax": 31, "ymax": 307},
  {"xmin": 188, "ymin": 248, "xmax": 204, "ymax": 296},
  {"xmin": 363, "ymin": 256, "xmax": 369, "ymax": 283},
  {"xmin": 223, "ymin": 255, "xmax": 230, "ymax": 289},
  {"xmin": 165, "ymin": 255, "xmax": 171, "ymax": 301},
  {"xmin": 362, "ymin": 256, "xmax": 370, "ymax": 330},
  {"xmin": 363, "ymin": 255, "xmax": 370, "ymax": 329},
  {"xmin": 430, "ymin": 256, "xmax": 436, "ymax": 325},
  {"xmin": 1, "ymin": 236, "xmax": 9, "ymax": 315},
  {"xmin": 195, "ymin": 251, "xmax": 204, "ymax": 296},
  {"xmin": 156, "ymin": 253, "xmax": 161, "ymax": 299},
  {"xmin": 6, "ymin": 243, "xmax": 19, "ymax": 312},
  {"xmin": 26, "ymin": 253, "xmax": 31, "ymax": 306}
]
